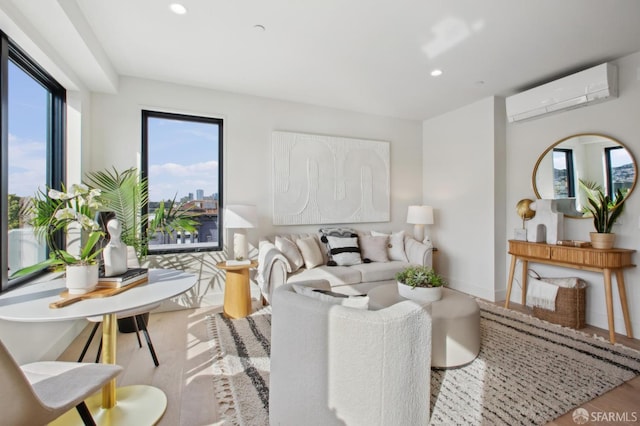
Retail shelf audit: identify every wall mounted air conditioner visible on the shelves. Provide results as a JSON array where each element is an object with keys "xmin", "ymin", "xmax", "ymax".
[{"xmin": 506, "ymin": 63, "xmax": 617, "ymax": 123}]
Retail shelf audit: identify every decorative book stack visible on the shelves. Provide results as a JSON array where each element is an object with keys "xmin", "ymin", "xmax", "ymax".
[{"xmin": 97, "ymin": 268, "xmax": 149, "ymax": 289}]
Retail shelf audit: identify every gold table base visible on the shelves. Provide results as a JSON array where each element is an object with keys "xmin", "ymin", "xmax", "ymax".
[{"xmin": 50, "ymin": 385, "xmax": 167, "ymax": 425}]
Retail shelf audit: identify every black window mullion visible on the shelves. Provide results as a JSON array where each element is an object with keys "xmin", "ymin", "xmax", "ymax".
[{"xmin": 0, "ymin": 34, "xmax": 9, "ymax": 291}]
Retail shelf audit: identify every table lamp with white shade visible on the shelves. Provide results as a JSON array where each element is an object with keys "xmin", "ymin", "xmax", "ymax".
[
  {"xmin": 225, "ymin": 204, "xmax": 258, "ymax": 260},
  {"xmin": 407, "ymin": 205, "xmax": 434, "ymax": 242}
]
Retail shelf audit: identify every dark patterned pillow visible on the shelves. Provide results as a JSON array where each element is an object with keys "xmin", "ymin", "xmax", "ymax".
[{"xmin": 319, "ymin": 227, "xmax": 358, "ymax": 266}]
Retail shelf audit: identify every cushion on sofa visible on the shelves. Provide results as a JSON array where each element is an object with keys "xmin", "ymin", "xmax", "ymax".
[
  {"xmin": 295, "ymin": 236, "xmax": 324, "ymax": 269},
  {"xmin": 371, "ymin": 230, "xmax": 408, "ymax": 262},
  {"xmin": 292, "ymin": 284, "xmax": 369, "ymax": 309},
  {"xmin": 319, "ymin": 227, "xmax": 358, "ymax": 265},
  {"xmin": 275, "ymin": 236, "xmax": 305, "ymax": 272},
  {"xmin": 359, "ymin": 235, "xmax": 389, "ymax": 262},
  {"xmin": 325, "ymin": 235, "xmax": 362, "ymax": 266},
  {"xmin": 351, "ymin": 261, "xmax": 410, "ymax": 283},
  {"xmin": 287, "ymin": 265, "xmax": 362, "ymax": 287}
]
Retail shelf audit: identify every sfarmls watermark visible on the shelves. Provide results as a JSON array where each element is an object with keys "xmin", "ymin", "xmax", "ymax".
[{"xmin": 572, "ymin": 408, "xmax": 638, "ymax": 424}]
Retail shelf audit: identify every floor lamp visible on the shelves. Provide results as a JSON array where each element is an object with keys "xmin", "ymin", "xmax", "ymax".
[
  {"xmin": 225, "ymin": 204, "xmax": 258, "ymax": 261},
  {"xmin": 407, "ymin": 205, "xmax": 434, "ymax": 243}
]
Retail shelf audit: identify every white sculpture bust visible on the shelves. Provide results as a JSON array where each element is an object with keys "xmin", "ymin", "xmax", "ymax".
[{"xmin": 103, "ymin": 218, "xmax": 128, "ymax": 276}]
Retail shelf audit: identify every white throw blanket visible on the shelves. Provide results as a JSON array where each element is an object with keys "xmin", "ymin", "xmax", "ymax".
[
  {"xmin": 526, "ymin": 277, "xmax": 560, "ymax": 311},
  {"xmin": 257, "ymin": 240, "xmax": 291, "ymax": 300}
]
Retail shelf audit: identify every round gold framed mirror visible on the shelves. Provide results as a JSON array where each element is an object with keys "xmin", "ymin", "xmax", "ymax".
[{"xmin": 532, "ymin": 133, "xmax": 637, "ymax": 218}]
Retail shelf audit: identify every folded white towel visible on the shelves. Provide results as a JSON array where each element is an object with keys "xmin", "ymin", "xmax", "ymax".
[{"xmin": 526, "ymin": 277, "xmax": 559, "ymax": 311}]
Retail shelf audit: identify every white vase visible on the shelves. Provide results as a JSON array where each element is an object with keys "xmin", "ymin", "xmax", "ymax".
[
  {"xmin": 66, "ymin": 264, "xmax": 99, "ymax": 294},
  {"xmin": 397, "ymin": 281, "xmax": 442, "ymax": 303}
]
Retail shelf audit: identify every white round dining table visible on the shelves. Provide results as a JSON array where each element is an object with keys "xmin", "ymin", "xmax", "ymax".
[{"xmin": 0, "ymin": 268, "xmax": 197, "ymax": 425}]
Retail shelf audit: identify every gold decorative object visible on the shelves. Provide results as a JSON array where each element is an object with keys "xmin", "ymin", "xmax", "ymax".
[{"xmin": 516, "ymin": 199, "xmax": 536, "ymax": 228}]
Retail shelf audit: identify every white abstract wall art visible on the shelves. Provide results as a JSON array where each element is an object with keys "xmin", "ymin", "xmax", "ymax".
[{"xmin": 272, "ymin": 131, "xmax": 390, "ymax": 225}]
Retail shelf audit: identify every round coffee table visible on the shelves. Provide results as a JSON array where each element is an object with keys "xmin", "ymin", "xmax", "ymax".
[{"xmin": 368, "ymin": 285, "xmax": 481, "ymax": 368}]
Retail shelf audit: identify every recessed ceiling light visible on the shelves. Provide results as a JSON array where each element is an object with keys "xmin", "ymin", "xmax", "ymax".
[
  {"xmin": 253, "ymin": 24, "xmax": 266, "ymax": 32},
  {"xmin": 169, "ymin": 3, "xmax": 187, "ymax": 15},
  {"xmin": 430, "ymin": 69, "xmax": 443, "ymax": 77}
]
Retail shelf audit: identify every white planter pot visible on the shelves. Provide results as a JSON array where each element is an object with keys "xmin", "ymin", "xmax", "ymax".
[
  {"xmin": 397, "ymin": 281, "xmax": 443, "ymax": 303},
  {"xmin": 66, "ymin": 264, "xmax": 99, "ymax": 294}
]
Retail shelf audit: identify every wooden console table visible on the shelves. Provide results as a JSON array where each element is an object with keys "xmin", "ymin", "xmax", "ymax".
[{"xmin": 505, "ymin": 240, "xmax": 635, "ymax": 343}]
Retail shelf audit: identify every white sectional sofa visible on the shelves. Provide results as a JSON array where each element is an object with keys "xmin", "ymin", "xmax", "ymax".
[{"xmin": 257, "ymin": 229, "xmax": 433, "ymax": 303}]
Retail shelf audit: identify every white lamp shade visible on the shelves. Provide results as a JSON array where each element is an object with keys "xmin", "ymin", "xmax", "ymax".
[
  {"xmin": 225, "ymin": 205, "xmax": 258, "ymax": 229},
  {"xmin": 406, "ymin": 205, "xmax": 434, "ymax": 225}
]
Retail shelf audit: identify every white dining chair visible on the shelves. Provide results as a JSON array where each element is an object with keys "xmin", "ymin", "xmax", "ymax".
[{"xmin": 0, "ymin": 338, "xmax": 123, "ymax": 425}]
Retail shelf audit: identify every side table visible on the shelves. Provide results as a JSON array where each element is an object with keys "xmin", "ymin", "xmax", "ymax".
[{"xmin": 216, "ymin": 260, "xmax": 258, "ymax": 318}]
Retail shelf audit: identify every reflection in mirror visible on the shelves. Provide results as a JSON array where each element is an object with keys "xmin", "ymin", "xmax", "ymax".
[{"xmin": 532, "ymin": 133, "xmax": 637, "ymax": 218}]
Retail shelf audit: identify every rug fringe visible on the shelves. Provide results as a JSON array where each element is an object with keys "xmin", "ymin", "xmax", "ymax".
[{"xmin": 206, "ymin": 313, "xmax": 240, "ymax": 425}]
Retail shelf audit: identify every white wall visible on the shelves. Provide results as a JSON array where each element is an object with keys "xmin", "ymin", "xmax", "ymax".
[
  {"xmin": 89, "ymin": 76, "xmax": 424, "ymax": 307},
  {"xmin": 505, "ymin": 50, "xmax": 640, "ymax": 337},
  {"xmin": 422, "ymin": 97, "xmax": 506, "ymax": 301}
]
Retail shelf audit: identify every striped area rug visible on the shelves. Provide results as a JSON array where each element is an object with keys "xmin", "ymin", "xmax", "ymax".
[{"xmin": 207, "ymin": 302, "xmax": 640, "ymax": 426}]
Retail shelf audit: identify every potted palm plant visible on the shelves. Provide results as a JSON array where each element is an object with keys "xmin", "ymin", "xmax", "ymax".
[
  {"xmin": 395, "ymin": 265, "xmax": 446, "ymax": 302},
  {"xmin": 579, "ymin": 180, "xmax": 626, "ymax": 249},
  {"xmin": 85, "ymin": 167, "xmax": 198, "ymax": 331}
]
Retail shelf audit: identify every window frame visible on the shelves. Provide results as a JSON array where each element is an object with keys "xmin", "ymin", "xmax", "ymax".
[
  {"xmin": 552, "ymin": 148, "xmax": 575, "ymax": 198},
  {"xmin": 1, "ymin": 31, "xmax": 66, "ymax": 291},
  {"xmin": 605, "ymin": 146, "xmax": 622, "ymax": 197},
  {"xmin": 141, "ymin": 109, "xmax": 224, "ymax": 254}
]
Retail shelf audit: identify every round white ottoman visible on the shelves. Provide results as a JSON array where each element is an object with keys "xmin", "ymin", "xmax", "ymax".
[{"xmin": 368, "ymin": 285, "xmax": 481, "ymax": 368}]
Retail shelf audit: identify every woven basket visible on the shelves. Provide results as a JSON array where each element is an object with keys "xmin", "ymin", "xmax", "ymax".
[{"xmin": 531, "ymin": 279, "xmax": 587, "ymax": 329}]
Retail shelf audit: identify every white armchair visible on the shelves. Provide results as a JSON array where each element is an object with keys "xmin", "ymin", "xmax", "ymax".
[{"xmin": 269, "ymin": 281, "xmax": 432, "ymax": 426}]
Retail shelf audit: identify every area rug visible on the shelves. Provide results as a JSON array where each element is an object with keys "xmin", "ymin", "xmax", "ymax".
[{"xmin": 206, "ymin": 301, "xmax": 640, "ymax": 426}]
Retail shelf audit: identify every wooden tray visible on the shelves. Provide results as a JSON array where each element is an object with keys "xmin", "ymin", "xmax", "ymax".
[{"xmin": 49, "ymin": 277, "xmax": 148, "ymax": 309}]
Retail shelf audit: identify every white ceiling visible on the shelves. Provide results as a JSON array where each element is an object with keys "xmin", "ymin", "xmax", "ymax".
[{"xmin": 5, "ymin": 0, "xmax": 640, "ymax": 120}]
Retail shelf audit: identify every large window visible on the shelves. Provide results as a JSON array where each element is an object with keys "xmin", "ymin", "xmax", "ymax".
[
  {"xmin": 1, "ymin": 33, "xmax": 66, "ymax": 291},
  {"xmin": 142, "ymin": 110, "xmax": 223, "ymax": 253}
]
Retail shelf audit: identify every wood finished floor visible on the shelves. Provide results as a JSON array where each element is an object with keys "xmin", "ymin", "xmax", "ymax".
[{"xmin": 57, "ymin": 300, "xmax": 640, "ymax": 425}]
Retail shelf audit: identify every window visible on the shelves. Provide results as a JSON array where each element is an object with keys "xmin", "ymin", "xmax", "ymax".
[
  {"xmin": 605, "ymin": 146, "xmax": 634, "ymax": 197},
  {"xmin": 142, "ymin": 110, "xmax": 223, "ymax": 253},
  {"xmin": 1, "ymin": 33, "xmax": 66, "ymax": 291},
  {"xmin": 552, "ymin": 148, "xmax": 575, "ymax": 198}
]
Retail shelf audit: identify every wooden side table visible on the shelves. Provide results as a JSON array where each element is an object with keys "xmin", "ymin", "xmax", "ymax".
[{"xmin": 216, "ymin": 261, "xmax": 258, "ymax": 319}]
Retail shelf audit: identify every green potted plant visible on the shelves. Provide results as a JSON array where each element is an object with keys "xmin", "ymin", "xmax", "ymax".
[
  {"xmin": 85, "ymin": 167, "xmax": 198, "ymax": 331},
  {"xmin": 395, "ymin": 265, "xmax": 446, "ymax": 302},
  {"xmin": 579, "ymin": 180, "xmax": 626, "ymax": 249},
  {"xmin": 85, "ymin": 167, "xmax": 199, "ymax": 260},
  {"xmin": 11, "ymin": 184, "xmax": 105, "ymax": 294}
]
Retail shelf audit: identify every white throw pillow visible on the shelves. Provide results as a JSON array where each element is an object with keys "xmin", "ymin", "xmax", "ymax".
[
  {"xmin": 359, "ymin": 235, "xmax": 389, "ymax": 263},
  {"xmin": 292, "ymin": 284, "xmax": 369, "ymax": 310},
  {"xmin": 325, "ymin": 235, "xmax": 362, "ymax": 266},
  {"xmin": 371, "ymin": 230, "xmax": 408, "ymax": 262},
  {"xmin": 275, "ymin": 236, "xmax": 305, "ymax": 272},
  {"xmin": 295, "ymin": 236, "xmax": 324, "ymax": 269}
]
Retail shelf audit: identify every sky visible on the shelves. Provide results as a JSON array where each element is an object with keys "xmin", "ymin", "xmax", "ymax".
[
  {"xmin": 7, "ymin": 60, "xmax": 219, "ymax": 203},
  {"xmin": 147, "ymin": 117, "xmax": 219, "ymax": 202},
  {"xmin": 7, "ymin": 60, "xmax": 47, "ymax": 198}
]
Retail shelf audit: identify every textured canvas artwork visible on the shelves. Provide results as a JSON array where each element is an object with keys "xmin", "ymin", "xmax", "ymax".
[{"xmin": 272, "ymin": 131, "xmax": 390, "ymax": 225}]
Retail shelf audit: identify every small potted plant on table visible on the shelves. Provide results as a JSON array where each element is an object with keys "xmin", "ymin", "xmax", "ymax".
[
  {"xmin": 580, "ymin": 180, "xmax": 626, "ymax": 249},
  {"xmin": 395, "ymin": 265, "xmax": 446, "ymax": 303}
]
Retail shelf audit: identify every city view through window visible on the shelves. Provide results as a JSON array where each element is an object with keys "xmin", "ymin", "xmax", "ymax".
[
  {"xmin": 6, "ymin": 60, "xmax": 50, "ymax": 278},
  {"xmin": 145, "ymin": 112, "xmax": 222, "ymax": 252}
]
